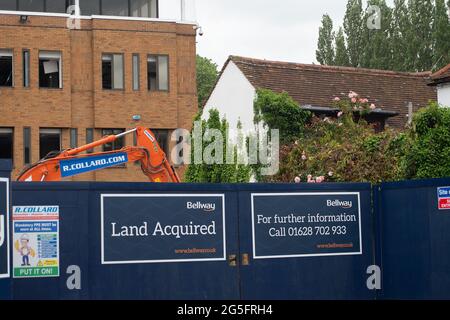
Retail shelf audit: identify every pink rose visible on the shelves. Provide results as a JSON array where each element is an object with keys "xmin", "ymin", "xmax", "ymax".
[
  {"xmin": 351, "ymin": 97, "xmax": 357, "ymax": 103},
  {"xmin": 334, "ymin": 97, "xmax": 341, "ymax": 102},
  {"xmin": 370, "ymin": 103, "xmax": 376, "ymax": 110},
  {"xmin": 328, "ymin": 171, "xmax": 334, "ymax": 177},
  {"xmin": 294, "ymin": 177, "xmax": 301, "ymax": 183},
  {"xmin": 337, "ymin": 111, "xmax": 343, "ymax": 118},
  {"xmin": 348, "ymin": 91, "xmax": 358, "ymax": 98}
]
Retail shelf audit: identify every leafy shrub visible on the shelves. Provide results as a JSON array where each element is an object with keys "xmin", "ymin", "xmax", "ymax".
[
  {"xmin": 402, "ymin": 102, "xmax": 450, "ymax": 179},
  {"xmin": 184, "ymin": 109, "xmax": 252, "ymax": 183},
  {"xmin": 254, "ymin": 89, "xmax": 312, "ymax": 144},
  {"xmin": 270, "ymin": 92, "xmax": 407, "ymax": 184}
]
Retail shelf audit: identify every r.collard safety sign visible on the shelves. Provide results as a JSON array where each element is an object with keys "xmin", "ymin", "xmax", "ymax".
[
  {"xmin": 438, "ymin": 187, "xmax": 450, "ymax": 210},
  {"xmin": 0, "ymin": 178, "xmax": 9, "ymax": 279},
  {"xmin": 12, "ymin": 206, "xmax": 60, "ymax": 278}
]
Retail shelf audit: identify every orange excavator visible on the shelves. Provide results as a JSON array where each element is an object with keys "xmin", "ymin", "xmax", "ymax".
[{"xmin": 17, "ymin": 127, "xmax": 180, "ymax": 183}]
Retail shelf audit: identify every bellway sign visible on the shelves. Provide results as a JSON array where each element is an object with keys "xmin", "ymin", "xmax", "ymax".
[{"xmin": 0, "ymin": 178, "xmax": 10, "ymax": 278}]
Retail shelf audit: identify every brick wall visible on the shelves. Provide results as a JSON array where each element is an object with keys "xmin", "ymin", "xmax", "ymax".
[{"xmin": 0, "ymin": 14, "xmax": 197, "ymax": 181}]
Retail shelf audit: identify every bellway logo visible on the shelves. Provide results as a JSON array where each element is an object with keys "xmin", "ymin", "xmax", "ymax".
[
  {"xmin": 187, "ymin": 201, "xmax": 216, "ymax": 212},
  {"xmin": 60, "ymin": 153, "xmax": 128, "ymax": 178},
  {"xmin": 327, "ymin": 199, "xmax": 353, "ymax": 209}
]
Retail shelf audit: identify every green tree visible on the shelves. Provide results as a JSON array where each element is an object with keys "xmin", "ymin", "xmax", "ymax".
[
  {"xmin": 184, "ymin": 109, "xmax": 252, "ymax": 183},
  {"xmin": 391, "ymin": 0, "xmax": 411, "ymax": 71},
  {"xmin": 432, "ymin": 0, "xmax": 450, "ymax": 70},
  {"xmin": 407, "ymin": 0, "xmax": 434, "ymax": 71},
  {"xmin": 344, "ymin": 0, "xmax": 364, "ymax": 67},
  {"xmin": 254, "ymin": 89, "xmax": 312, "ymax": 144},
  {"xmin": 316, "ymin": 14, "xmax": 336, "ymax": 65},
  {"xmin": 334, "ymin": 27, "xmax": 351, "ymax": 66},
  {"xmin": 360, "ymin": 0, "xmax": 393, "ymax": 69},
  {"xmin": 196, "ymin": 55, "xmax": 219, "ymax": 106}
]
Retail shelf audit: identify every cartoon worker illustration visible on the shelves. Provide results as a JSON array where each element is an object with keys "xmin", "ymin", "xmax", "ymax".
[{"xmin": 14, "ymin": 234, "xmax": 35, "ymax": 266}]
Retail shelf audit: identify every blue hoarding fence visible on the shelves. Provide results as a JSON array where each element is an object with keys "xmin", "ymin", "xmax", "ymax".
[
  {"xmin": 0, "ymin": 160, "xmax": 12, "ymax": 300},
  {"xmin": 4, "ymin": 177, "xmax": 450, "ymax": 300}
]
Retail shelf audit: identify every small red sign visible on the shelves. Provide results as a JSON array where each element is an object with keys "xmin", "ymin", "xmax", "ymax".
[{"xmin": 439, "ymin": 198, "xmax": 450, "ymax": 210}]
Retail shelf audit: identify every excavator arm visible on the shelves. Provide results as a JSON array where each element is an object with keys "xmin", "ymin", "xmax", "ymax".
[{"xmin": 17, "ymin": 127, "xmax": 180, "ymax": 183}]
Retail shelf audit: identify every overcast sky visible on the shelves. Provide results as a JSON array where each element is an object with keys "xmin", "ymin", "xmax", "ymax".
[{"xmin": 160, "ymin": 0, "xmax": 395, "ymax": 67}]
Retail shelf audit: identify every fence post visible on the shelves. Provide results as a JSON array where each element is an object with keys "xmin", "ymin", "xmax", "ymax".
[{"xmin": 0, "ymin": 160, "xmax": 12, "ymax": 300}]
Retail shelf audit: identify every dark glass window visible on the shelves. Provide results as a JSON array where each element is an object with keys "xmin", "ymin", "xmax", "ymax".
[
  {"xmin": 102, "ymin": 54, "xmax": 124, "ymax": 89},
  {"xmin": 152, "ymin": 129, "xmax": 169, "ymax": 154},
  {"xmin": 45, "ymin": 0, "xmax": 68, "ymax": 13},
  {"xmin": 24, "ymin": 127, "xmax": 31, "ymax": 165},
  {"xmin": 130, "ymin": 0, "xmax": 158, "ymax": 18},
  {"xmin": 39, "ymin": 129, "xmax": 61, "ymax": 159},
  {"xmin": 18, "ymin": 0, "xmax": 45, "ymax": 12},
  {"xmin": 79, "ymin": 0, "xmax": 100, "ymax": 15},
  {"xmin": 102, "ymin": 129, "xmax": 125, "ymax": 152},
  {"xmin": 132, "ymin": 54, "xmax": 139, "ymax": 91},
  {"xmin": 86, "ymin": 128, "xmax": 94, "ymax": 153},
  {"xmin": 0, "ymin": 50, "xmax": 13, "ymax": 87},
  {"xmin": 101, "ymin": 0, "xmax": 128, "ymax": 16},
  {"xmin": 39, "ymin": 51, "xmax": 61, "ymax": 88},
  {"xmin": 0, "ymin": 128, "xmax": 13, "ymax": 162},
  {"xmin": 148, "ymin": 55, "xmax": 169, "ymax": 91},
  {"xmin": 23, "ymin": 50, "xmax": 30, "ymax": 87},
  {"xmin": 0, "ymin": 0, "xmax": 17, "ymax": 10},
  {"xmin": 70, "ymin": 128, "xmax": 78, "ymax": 149}
]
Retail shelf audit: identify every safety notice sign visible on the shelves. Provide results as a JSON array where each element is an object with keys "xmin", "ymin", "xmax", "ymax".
[
  {"xmin": 438, "ymin": 187, "xmax": 450, "ymax": 210},
  {"xmin": 12, "ymin": 206, "xmax": 60, "ymax": 278}
]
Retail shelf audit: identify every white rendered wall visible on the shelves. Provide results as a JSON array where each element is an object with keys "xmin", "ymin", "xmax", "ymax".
[
  {"xmin": 438, "ymin": 83, "xmax": 450, "ymax": 107},
  {"xmin": 203, "ymin": 61, "xmax": 256, "ymax": 132}
]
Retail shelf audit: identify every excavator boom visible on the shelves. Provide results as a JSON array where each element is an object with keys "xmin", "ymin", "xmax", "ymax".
[{"xmin": 17, "ymin": 127, "xmax": 180, "ymax": 183}]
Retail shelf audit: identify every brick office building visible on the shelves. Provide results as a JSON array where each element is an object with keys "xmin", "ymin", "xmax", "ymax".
[{"xmin": 0, "ymin": 0, "xmax": 197, "ymax": 181}]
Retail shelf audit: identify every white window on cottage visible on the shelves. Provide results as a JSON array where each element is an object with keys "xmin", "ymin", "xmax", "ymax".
[
  {"xmin": 39, "ymin": 51, "xmax": 62, "ymax": 89},
  {"xmin": 102, "ymin": 54, "xmax": 124, "ymax": 90},
  {"xmin": 147, "ymin": 55, "xmax": 169, "ymax": 91},
  {"xmin": 0, "ymin": 49, "xmax": 13, "ymax": 87}
]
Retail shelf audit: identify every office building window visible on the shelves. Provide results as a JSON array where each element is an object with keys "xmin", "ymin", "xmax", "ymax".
[
  {"xmin": 101, "ymin": 0, "xmax": 128, "ymax": 16},
  {"xmin": 0, "ymin": 128, "xmax": 13, "ymax": 162},
  {"xmin": 18, "ymin": 0, "xmax": 45, "ymax": 12},
  {"xmin": 23, "ymin": 50, "xmax": 30, "ymax": 88},
  {"xmin": 86, "ymin": 128, "xmax": 94, "ymax": 153},
  {"xmin": 0, "ymin": 0, "xmax": 17, "ymax": 10},
  {"xmin": 45, "ymin": 0, "xmax": 69, "ymax": 13},
  {"xmin": 102, "ymin": 129, "xmax": 124, "ymax": 152},
  {"xmin": 0, "ymin": 50, "xmax": 13, "ymax": 87},
  {"xmin": 39, "ymin": 128, "xmax": 61, "ymax": 159},
  {"xmin": 152, "ymin": 129, "xmax": 169, "ymax": 154},
  {"xmin": 70, "ymin": 128, "xmax": 78, "ymax": 149},
  {"xmin": 132, "ymin": 54, "xmax": 140, "ymax": 91},
  {"xmin": 147, "ymin": 55, "xmax": 168, "ymax": 91},
  {"xmin": 79, "ymin": 0, "xmax": 100, "ymax": 15},
  {"xmin": 39, "ymin": 51, "xmax": 62, "ymax": 88},
  {"xmin": 24, "ymin": 127, "xmax": 31, "ymax": 165},
  {"xmin": 130, "ymin": 0, "xmax": 158, "ymax": 18},
  {"xmin": 102, "ymin": 54, "xmax": 124, "ymax": 90}
]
